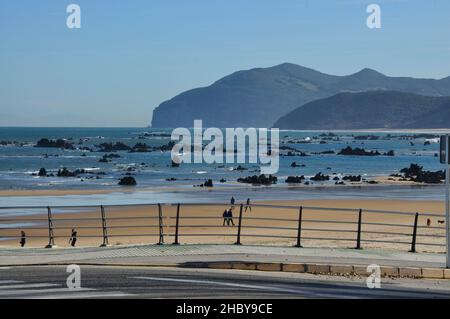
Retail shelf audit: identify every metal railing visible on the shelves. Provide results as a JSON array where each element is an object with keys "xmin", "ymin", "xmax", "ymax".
[{"xmin": 0, "ymin": 202, "xmax": 446, "ymax": 253}]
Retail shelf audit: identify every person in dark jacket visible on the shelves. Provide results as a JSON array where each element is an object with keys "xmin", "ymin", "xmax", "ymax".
[
  {"xmin": 222, "ymin": 209, "xmax": 228, "ymax": 226},
  {"xmin": 245, "ymin": 198, "xmax": 252, "ymax": 212},
  {"xmin": 69, "ymin": 228, "xmax": 77, "ymax": 247},
  {"xmin": 19, "ymin": 231, "xmax": 26, "ymax": 247},
  {"xmin": 226, "ymin": 208, "xmax": 235, "ymax": 226},
  {"xmin": 230, "ymin": 197, "xmax": 235, "ymax": 209}
]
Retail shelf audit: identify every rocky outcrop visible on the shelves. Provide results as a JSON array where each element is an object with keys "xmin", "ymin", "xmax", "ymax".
[
  {"xmin": 310, "ymin": 172, "xmax": 330, "ymax": 181},
  {"xmin": 130, "ymin": 143, "xmax": 151, "ymax": 153},
  {"xmin": 96, "ymin": 142, "xmax": 131, "ymax": 152},
  {"xmin": 399, "ymin": 164, "xmax": 445, "ymax": 184},
  {"xmin": 237, "ymin": 174, "xmax": 277, "ymax": 185},
  {"xmin": 118, "ymin": 176, "xmax": 137, "ymax": 186},
  {"xmin": 342, "ymin": 175, "xmax": 362, "ymax": 182},
  {"xmin": 35, "ymin": 138, "xmax": 74, "ymax": 149},
  {"xmin": 338, "ymin": 147, "xmax": 381, "ymax": 156},
  {"xmin": 285, "ymin": 176, "xmax": 305, "ymax": 183}
]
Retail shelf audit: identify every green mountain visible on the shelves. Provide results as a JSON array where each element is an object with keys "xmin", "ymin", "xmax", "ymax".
[
  {"xmin": 273, "ymin": 91, "xmax": 450, "ymax": 130},
  {"xmin": 151, "ymin": 63, "xmax": 450, "ymax": 128}
]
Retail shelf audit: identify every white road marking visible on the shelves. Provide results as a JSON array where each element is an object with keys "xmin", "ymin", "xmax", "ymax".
[
  {"xmin": 0, "ymin": 283, "xmax": 59, "ymax": 290},
  {"xmin": 0, "ymin": 280, "xmax": 22, "ymax": 284},
  {"xmin": 131, "ymin": 276, "xmax": 358, "ymax": 298},
  {"xmin": 0, "ymin": 287, "xmax": 93, "ymax": 297},
  {"xmin": 0, "ymin": 281, "xmax": 132, "ymax": 298},
  {"xmin": 30, "ymin": 291, "xmax": 133, "ymax": 299}
]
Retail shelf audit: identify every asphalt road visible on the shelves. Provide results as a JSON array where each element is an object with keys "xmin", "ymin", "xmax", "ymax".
[{"xmin": 1, "ymin": 265, "xmax": 450, "ymax": 299}]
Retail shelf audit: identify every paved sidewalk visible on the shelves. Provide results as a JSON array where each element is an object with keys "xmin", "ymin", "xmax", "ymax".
[{"xmin": 0, "ymin": 244, "xmax": 445, "ymax": 268}]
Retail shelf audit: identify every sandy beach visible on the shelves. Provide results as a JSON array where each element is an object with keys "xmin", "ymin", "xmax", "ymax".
[{"xmin": 0, "ymin": 193, "xmax": 445, "ymax": 253}]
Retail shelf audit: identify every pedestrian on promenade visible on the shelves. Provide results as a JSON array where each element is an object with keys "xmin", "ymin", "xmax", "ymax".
[
  {"xmin": 19, "ymin": 230, "xmax": 26, "ymax": 247},
  {"xmin": 245, "ymin": 198, "xmax": 252, "ymax": 212},
  {"xmin": 227, "ymin": 208, "xmax": 235, "ymax": 226},
  {"xmin": 69, "ymin": 228, "xmax": 77, "ymax": 247},
  {"xmin": 230, "ymin": 197, "xmax": 235, "ymax": 209},
  {"xmin": 222, "ymin": 209, "xmax": 228, "ymax": 226}
]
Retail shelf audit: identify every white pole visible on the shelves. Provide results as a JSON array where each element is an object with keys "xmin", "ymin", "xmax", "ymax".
[{"xmin": 446, "ymin": 136, "xmax": 450, "ymax": 268}]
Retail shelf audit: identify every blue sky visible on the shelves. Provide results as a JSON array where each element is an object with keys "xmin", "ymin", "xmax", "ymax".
[{"xmin": 1, "ymin": 0, "xmax": 449, "ymax": 127}]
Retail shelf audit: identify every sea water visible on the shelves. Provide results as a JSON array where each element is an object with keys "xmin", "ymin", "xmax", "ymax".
[{"xmin": 0, "ymin": 127, "xmax": 446, "ymax": 204}]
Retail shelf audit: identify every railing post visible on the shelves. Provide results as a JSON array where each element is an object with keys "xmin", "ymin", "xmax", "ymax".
[
  {"xmin": 157, "ymin": 203, "xmax": 164, "ymax": 245},
  {"xmin": 409, "ymin": 212, "xmax": 419, "ymax": 253},
  {"xmin": 100, "ymin": 205, "xmax": 109, "ymax": 247},
  {"xmin": 235, "ymin": 204, "xmax": 244, "ymax": 245},
  {"xmin": 45, "ymin": 206, "xmax": 55, "ymax": 248},
  {"xmin": 295, "ymin": 206, "xmax": 303, "ymax": 248},
  {"xmin": 172, "ymin": 203, "xmax": 180, "ymax": 245},
  {"xmin": 355, "ymin": 209, "xmax": 363, "ymax": 249}
]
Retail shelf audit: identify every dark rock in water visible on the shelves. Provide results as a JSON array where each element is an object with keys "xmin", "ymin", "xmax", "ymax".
[
  {"xmin": 338, "ymin": 146, "xmax": 381, "ymax": 156},
  {"xmin": 38, "ymin": 168, "xmax": 47, "ymax": 177},
  {"xmin": 310, "ymin": 172, "xmax": 330, "ymax": 181},
  {"xmin": 399, "ymin": 163, "xmax": 445, "ymax": 184},
  {"xmin": 166, "ymin": 177, "xmax": 177, "ymax": 181},
  {"xmin": 130, "ymin": 143, "xmax": 151, "ymax": 153},
  {"xmin": 118, "ymin": 176, "xmax": 137, "ymax": 186},
  {"xmin": 366, "ymin": 180, "xmax": 379, "ymax": 184},
  {"xmin": 335, "ymin": 181, "xmax": 345, "ymax": 185},
  {"xmin": 342, "ymin": 175, "xmax": 362, "ymax": 182},
  {"xmin": 203, "ymin": 179, "xmax": 213, "ymax": 187},
  {"xmin": 96, "ymin": 142, "xmax": 131, "ymax": 152},
  {"xmin": 285, "ymin": 176, "xmax": 305, "ymax": 183},
  {"xmin": 333, "ymin": 176, "xmax": 340, "ymax": 181},
  {"xmin": 384, "ymin": 150, "xmax": 395, "ymax": 156},
  {"xmin": 219, "ymin": 178, "xmax": 226, "ymax": 183},
  {"xmin": 57, "ymin": 167, "xmax": 77, "ymax": 177},
  {"xmin": 290, "ymin": 162, "xmax": 305, "ymax": 168},
  {"xmin": 35, "ymin": 138, "xmax": 74, "ymax": 150},
  {"xmin": 400, "ymin": 164, "xmax": 423, "ymax": 178},
  {"xmin": 237, "ymin": 174, "xmax": 277, "ymax": 185},
  {"xmin": 234, "ymin": 165, "xmax": 247, "ymax": 171},
  {"xmin": 56, "ymin": 167, "xmax": 90, "ymax": 177}
]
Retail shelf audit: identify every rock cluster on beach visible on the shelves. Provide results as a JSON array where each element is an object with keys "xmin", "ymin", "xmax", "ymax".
[
  {"xmin": 285, "ymin": 176, "xmax": 305, "ymax": 183},
  {"xmin": 35, "ymin": 138, "xmax": 74, "ymax": 150},
  {"xmin": 397, "ymin": 164, "xmax": 445, "ymax": 184},
  {"xmin": 118, "ymin": 176, "xmax": 137, "ymax": 186},
  {"xmin": 338, "ymin": 146, "xmax": 394, "ymax": 156},
  {"xmin": 237, "ymin": 174, "xmax": 277, "ymax": 185},
  {"xmin": 310, "ymin": 172, "xmax": 330, "ymax": 181}
]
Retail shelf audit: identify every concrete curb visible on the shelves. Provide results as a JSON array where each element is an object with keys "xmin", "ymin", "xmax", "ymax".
[
  {"xmin": 3, "ymin": 261, "xmax": 449, "ymax": 280},
  {"xmin": 197, "ymin": 262, "xmax": 450, "ymax": 279}
]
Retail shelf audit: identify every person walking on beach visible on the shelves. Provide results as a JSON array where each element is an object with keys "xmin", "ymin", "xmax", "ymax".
[
  {"xmin": 230, "ymin": 197, "xmax": 235, "ymax": 209},
  {"xmin": 222, "ymin": 209, "xmax": 228, "ymax": 226},
  {"xmin": 226, "ymin": 208, "xmax": 235, "ymax": 226},
  {"xmin": 19, "ymin": 230, "xmax": 26, "ymax": 247},
  {"xmin": 69, "ymin": 228, "xmax": 77, "ymax": 247},
  {"xmin": 245, "ymin": 198, "xmax": 252, "ymax": 212}
]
